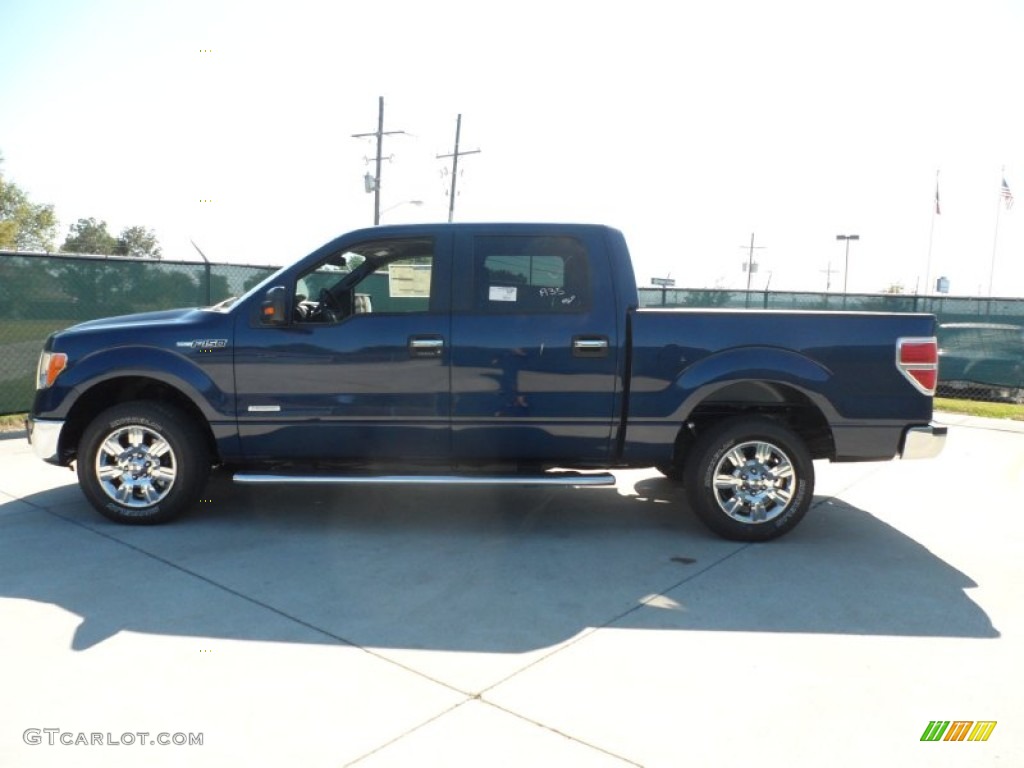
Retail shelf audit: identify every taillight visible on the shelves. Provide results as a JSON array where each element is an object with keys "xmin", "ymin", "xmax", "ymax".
[{"xmin": 897, "ymin": 337, "xmax": 938, "ymax": 395}]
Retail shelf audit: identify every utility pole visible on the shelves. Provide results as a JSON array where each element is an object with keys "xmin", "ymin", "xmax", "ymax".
[
  {"xmin": 739, "ymin": 233, "xmax": 765, "ymax": 307},
  {"xmin": 436, "ymin": 114, "xmax": 481, "ymax": 222},
  {"xmin": 821, "ymin": 261, "xmax": 840, "ymax": 292},
  {"xmin": 351, "ymin": 96, "xmax": 406, "ymax": 225}
]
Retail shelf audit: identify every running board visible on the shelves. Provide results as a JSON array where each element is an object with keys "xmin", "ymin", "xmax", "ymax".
[{"xmin": 233, "ymin": 471, "xmax": 616, "ymax": 487}]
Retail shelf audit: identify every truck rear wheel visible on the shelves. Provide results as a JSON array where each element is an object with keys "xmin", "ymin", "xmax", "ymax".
[
  {"xmin": 77, "ymin": 401, "xmax": 210, "ymax": 525},
  {"xmin": 683, "ymin": 416, "xmax": 813, "ymax": 541},
  {"xmin": 656, "ymin": 464, "xmax": 684, "ymax": 482}
]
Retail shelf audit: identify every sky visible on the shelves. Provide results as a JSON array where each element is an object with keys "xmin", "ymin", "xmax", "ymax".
[{"xmin": 1, "ymin": 0, "xmax": 1023, "ymax": 297}]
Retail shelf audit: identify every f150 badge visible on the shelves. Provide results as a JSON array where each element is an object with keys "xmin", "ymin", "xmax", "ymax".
[{"xmin": 176, "ymin": 339, "xmax": 229, "ymax": 350}]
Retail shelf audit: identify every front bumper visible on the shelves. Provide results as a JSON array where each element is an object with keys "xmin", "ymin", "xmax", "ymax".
[
  {"xmin": 900, "ymin": 423, "xmax": 947, "ymax": 460},
  {"xmin": 26, "ymin": 418, "xmax": 65, "ymax": 464}
]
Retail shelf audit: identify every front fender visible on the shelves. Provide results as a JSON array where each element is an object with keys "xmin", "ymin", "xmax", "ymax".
[{"xmin": 38, "ymin": 346, "xmax": 233, "ymax": 422}]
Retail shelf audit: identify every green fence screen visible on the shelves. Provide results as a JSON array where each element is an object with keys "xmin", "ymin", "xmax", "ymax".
[
  {"xmin": 638, "ymin": 287, "xmax": 1024, "ymax": 403},
  {"xmin": 3, "ymin": 252, "xmax": 1022, "ymax": 416},
  {"xmin": 0, "ymin": 252, "xmax": 278, "ymax": 415}
]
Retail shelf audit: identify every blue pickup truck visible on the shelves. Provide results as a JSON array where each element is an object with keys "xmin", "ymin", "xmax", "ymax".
[{"xmin": 27, "ymin": 223, "xmax": 945, "ymax": 540}]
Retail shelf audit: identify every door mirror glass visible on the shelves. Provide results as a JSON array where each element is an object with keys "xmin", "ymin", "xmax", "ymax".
[{"xmin": 260, "ymin": 286, "xmax": 288, "ymax": 325}]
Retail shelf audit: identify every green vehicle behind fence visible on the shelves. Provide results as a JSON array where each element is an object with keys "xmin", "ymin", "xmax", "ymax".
[{"xmin": 937, "ymin": 323, "xmax": 1024, "ymax": 404}]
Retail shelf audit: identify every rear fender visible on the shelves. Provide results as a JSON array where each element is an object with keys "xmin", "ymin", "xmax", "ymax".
[{"xmin": 670, "ymin": 346, "xmax": 838, "ymax": 421}]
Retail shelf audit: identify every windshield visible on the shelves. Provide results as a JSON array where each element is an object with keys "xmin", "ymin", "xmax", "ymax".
[{"xmin": 202, "ymin": 263, "xmax": 290, "ymax": 312}]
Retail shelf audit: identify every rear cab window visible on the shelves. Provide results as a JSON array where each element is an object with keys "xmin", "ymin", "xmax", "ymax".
[{"xmin": 473, "ymin": 236, "xmax": 590, "ymax": 313}]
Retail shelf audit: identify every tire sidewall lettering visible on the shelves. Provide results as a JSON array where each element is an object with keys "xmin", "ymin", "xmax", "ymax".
[
  {"xmin": 78, "ymin": 401, "xmax": 209, "ymax": 525},
  {"xmin": 686, "ymin": 417, "xmax": 814, "ymax": 541}
]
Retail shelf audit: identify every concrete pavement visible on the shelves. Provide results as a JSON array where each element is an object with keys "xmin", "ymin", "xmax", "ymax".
[{"xmin": 0, "ymin": 413, "xmax": 1021, "ymax": 766}]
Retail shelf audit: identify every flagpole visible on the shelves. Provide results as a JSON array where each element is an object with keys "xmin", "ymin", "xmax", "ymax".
[
  {"xmin": 988, "ymin": 166, "xmax": 1004, "ymax": 297},
  {"xmin": 924, "ymin": 169, "xmax": 939, "ymax": 294}
]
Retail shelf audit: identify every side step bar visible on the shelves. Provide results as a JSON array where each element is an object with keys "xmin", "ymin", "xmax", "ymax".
[{"xmin": 233, "ymin": 471, "xmax": 616, "ymax": 487}]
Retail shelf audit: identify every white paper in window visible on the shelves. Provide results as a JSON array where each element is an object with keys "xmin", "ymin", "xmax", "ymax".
[{"xmin": 489, "ymin": 286, "xmax": 517, "ymax": 302}]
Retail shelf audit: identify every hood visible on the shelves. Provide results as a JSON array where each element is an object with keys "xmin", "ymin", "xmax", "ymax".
[{"xmin": 62, "ymin": 307, "xmax": 207, "ymax": 334}]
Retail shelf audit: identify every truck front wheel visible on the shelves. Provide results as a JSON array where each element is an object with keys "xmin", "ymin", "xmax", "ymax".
[
  {"xmin": 77, "ymin": 401, "xmax": 210, "ymax": 525},
  {"xmin": 683, "ymin": 416, "xmax": 813, "ymax": 541}
]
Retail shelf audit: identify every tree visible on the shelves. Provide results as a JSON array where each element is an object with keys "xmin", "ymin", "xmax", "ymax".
[
  {"xmin": 0, "ymin": 152, "xmax": 59, "ymax": 251},
  {"xmin": 115, "ymin": 225, "xmax": 162, "ymax": 259},
  {"xmin": 61, "ymin": 217, "xmax": 118, "ymax": 255}
]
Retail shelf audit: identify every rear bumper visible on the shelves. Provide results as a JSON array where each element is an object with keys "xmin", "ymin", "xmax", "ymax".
[
  {"xmin": 900, "ymin": 423, "xmax": 947, "ymax": 460},
  {"xmin": 26, "ymin": 417, "xmax": 65, "ymax": 465}
]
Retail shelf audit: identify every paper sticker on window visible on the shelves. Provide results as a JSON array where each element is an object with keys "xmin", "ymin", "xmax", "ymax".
[
  {"xmin": 388, "ymin": 264, "xmax": 431, "ymax": 298},
  {"xmin": 489, "ymin": 286, "xmax": 518, "ymax": 302}
]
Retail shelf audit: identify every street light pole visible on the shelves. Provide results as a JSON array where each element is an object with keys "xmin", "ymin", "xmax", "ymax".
[{"xmin": 836, "ymin": 234, "xmax": 860, "ymax": 294}]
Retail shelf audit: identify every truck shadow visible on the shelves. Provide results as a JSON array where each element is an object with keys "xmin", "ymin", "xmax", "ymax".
[{"xmin": 0, "ymin": 470, "xmax": 998, "ymax": 653}]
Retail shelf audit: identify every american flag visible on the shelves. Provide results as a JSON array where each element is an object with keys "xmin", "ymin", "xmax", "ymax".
[{"xmin": 1002, "ymin": 176, "xmax": 1014, "ymax": 210}]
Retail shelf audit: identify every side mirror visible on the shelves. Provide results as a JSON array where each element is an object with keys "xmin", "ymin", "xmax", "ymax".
[{"xmin": 260, "ymin": 286, "xmax": 288, "ymax": 325}]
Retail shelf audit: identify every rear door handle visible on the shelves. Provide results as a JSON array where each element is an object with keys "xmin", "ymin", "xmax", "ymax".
[
  {"xmin": 572, "ymin": 335, "xmax": 609, "ymax": 358},
  {"xmin": 409, "ymin": 336, "xmax": 445, "ymax": 357}
]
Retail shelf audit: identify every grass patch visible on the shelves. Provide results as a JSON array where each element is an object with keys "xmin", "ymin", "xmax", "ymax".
[
  {"xmin": 0, "ymin": 412, "xmax": 27, "ymax": 432},
  {"xmin": 0, "ymin": 319, "xmax": 76, "ymax": 344},
  {"xmin": 935, "ymin": 397, "xmax": 1024, "ymax": 421}
]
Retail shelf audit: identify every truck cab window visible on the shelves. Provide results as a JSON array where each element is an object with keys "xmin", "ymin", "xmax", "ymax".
[
  {"xmin": 293, "ymin": 237, "xmax": 434, "ymax": 323},
  {"xmin": 474, "ymin": 236, "xmax": 589, "ymax": 313}
]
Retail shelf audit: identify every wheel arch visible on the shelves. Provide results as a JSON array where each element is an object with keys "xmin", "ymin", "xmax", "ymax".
[
  {"xmin": 664, "ymin": 379, "xmax": 835, "ymax": 472},
  {"xmin": 60, "ymin": 376, "xmax": 219, "ymax": 464}
]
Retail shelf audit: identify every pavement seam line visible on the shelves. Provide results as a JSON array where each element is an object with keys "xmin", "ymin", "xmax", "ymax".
[
  {"xmin": 341, "ymin": 699, "xmax": 476, "ymax": 767},
  {"xmin": 343, "ymin": 696, "xmax": 642, "ymax": 768},
  {"xmin": 464, "ymin": 546, "xmax": 758, "ymax": 763},
  {"xmin": 477, "ymin": 698, "xmax": 644, "ymax": 767},
  {"xmin": 2, "ymin": 484, "xmax": 74, "ymax": 511},
  {"xmin": 41, "ymin": 507, "xmax": 474, "ymax": 699},
  {"xmin": 477, "ymin": 542, "xmax": 753, "ymax": 697},
  {"xmin": 474, "ymin": 474, "xmax": 923, "ymax": 701}
]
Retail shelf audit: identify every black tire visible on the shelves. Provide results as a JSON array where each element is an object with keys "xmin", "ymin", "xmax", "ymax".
[
  {"xmin": 77, "ymin": 401, "xmax": 210, "ymax": 524},
  {"xmin": 656, "ymin": 464, "xmax": 684, "ymax": 482},
  {"xmin": 682, "ymin": 416, "xmax": 814, "ymax": 541}
]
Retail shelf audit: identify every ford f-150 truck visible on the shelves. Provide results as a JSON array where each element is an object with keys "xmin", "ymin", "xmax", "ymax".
[{"xmin": 27, "ymin": 223, "xmax": 946, "ymax": 541}]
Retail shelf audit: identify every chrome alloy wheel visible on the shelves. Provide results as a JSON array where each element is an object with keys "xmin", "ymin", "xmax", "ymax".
[
  {"xmin": 94, "ymin": 425, "xmax": 178, "ymax": 508},
  {"xmin": 711, "ymin": 440, "xmax": 797, "ymax": 524}
]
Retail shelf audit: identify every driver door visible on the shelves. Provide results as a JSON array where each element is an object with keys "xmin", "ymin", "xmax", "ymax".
[{"xmin": 233, "ymin": 234, "xmax": 452, "ymax": 462}]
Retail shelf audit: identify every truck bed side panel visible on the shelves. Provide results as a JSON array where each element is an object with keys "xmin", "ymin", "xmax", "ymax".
[{"xmin": 624, "ymin": 309, "xmax": 936, "ymax": 463}]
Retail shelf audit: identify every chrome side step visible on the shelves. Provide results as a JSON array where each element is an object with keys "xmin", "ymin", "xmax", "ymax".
[{"xmin": 233, "ymin": 471, "xmax": 616, "ymax": 487}]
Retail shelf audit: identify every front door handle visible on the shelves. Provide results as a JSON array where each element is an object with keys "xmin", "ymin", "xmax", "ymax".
[
  {"xmin": 572, "ymin": 335, "xmax": 609, "ymax": 358},
  {"xmin": 409, "ymin": 336, "xmax": 445, "ymax": 357}
]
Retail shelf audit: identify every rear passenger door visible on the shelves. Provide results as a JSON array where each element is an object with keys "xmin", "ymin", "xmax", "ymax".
[{"xmin": 450, "ymin": 230, "xmax": 620, "ymax": 462}]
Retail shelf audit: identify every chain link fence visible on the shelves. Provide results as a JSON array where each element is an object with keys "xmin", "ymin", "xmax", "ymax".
[
  {"xmin": 3, "ymin": 254, "xmax": 1022, "ymax": 415},
  {"xmin": 639, "ymin": 287, "xmax": 1024, "ymax": 404},
  {"xmin": 0, "ymin": 251, "xmax": 278, "ymax": 415}
]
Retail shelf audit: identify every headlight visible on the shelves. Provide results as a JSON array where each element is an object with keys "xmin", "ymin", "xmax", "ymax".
[{"xmin": 36, "ymin": 351, "xmax": 68, "ymax": 389}]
